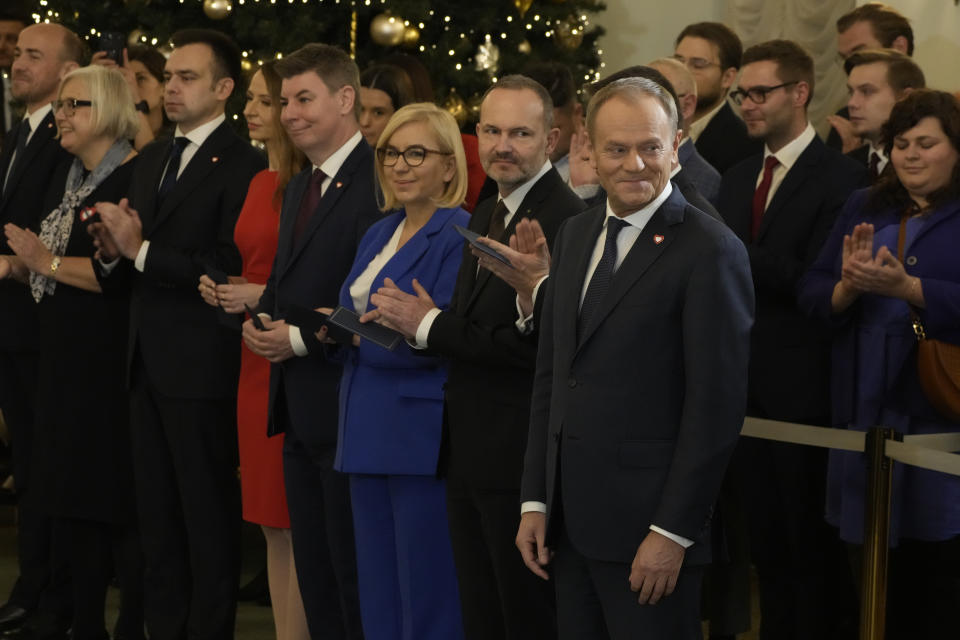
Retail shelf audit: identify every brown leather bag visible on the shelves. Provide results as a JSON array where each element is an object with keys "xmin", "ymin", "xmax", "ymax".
[{"xmin": 897, "ymin": 215, "xmax": 960, "ymax": 422}]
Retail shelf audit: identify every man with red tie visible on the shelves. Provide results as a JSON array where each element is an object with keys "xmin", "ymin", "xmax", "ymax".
[
  {"xmin": 717, "ymin": 40, "xmax": 866, "ymax": 640},
  {"xmin": 842, "ymin": 49, "xmax": 924, "ymax": 182}
]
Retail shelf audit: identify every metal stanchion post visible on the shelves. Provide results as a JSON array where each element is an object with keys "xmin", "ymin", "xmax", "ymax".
[{"xmin": 859, "ymin": 427, "xmax": 898, "ymax": 640}]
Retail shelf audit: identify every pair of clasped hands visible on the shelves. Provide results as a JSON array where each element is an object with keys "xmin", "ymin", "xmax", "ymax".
[{"xmin": 838, "ymin": 222, "xmax": 916, "ymax": 303}]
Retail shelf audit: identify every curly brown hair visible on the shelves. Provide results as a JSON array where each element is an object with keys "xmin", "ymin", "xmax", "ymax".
[{"xmin": 868, "ymin": 89, "xmax": 960, "ymax": 212}]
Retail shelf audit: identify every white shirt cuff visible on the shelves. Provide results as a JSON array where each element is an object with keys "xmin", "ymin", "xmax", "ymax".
[
  {"xmin": 514, "ymin": 275, "xmax": 548, "ymax": 335},
  {"xmin": 521, "ymin": 501, "xmax": 547, "ymax": 514},
  {"xmin": 133, "ymin": 240, "xmax": 150, "ymax": 272},
  {"xmin": 649, "ymin": 525, "xmax": 694, "ymax": 549},
  {"xmin": 413, "ymin": 307, "xmax": 442, "ymax": 349},
  {"xmin": 289, "ymin": 325, "xmax": 308, "ymax": 357},
  {"xmin": 98, "ymin": 256, "xmax": 120, "ymax": 274}
]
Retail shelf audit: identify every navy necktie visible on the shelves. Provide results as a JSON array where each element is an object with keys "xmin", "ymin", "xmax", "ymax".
[
  {"xmin": 293, "ymin": 168, "xmax": 326, "ymax": 241},
  {"xmin": 4, "ymin": 119, "xmax": 30, "ymax": 197},
  {"xmin": 157, "ymin": 136, "xmax": 190, "ymax": 201},
  {"xmin": 487, "ymin": 199, "xmax": 510, "ymax": 244},
  {"xmin": 578, "ymin": 216, "xmax": 629, "ymax": 340},
  {"xmin": 869, "ymin": 151, "xmax": 881, "ymax": 181}
]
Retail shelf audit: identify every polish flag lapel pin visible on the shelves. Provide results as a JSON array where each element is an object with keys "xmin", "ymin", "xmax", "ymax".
[
  {"xmin": 654, "ymin": 234, "xmax": 665, "ymax": 245},
  {"xmin": 336, "ymin": 181, "xmax": 343, "ymax": 188}
]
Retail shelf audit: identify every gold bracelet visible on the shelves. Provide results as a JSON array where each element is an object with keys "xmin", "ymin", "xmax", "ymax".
[{"xmin": 49, "ymin": 255, "xmax": 62, "ymax": 277}]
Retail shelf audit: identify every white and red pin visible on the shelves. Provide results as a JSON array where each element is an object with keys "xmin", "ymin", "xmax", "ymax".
[
  {"xmin": 212, "ymin": 156, "xmax": 219, "ymax": 163},
  {"xmin": 336, "ymin": 181, "xmax": 343, "ymax": 188},
  {"xmin": 654, "ymin": 234, "xmax": 665, "ymax": 245},
  {"xmin": 79, "ymin": 206, "xmax": 97, "ymax": 222}
]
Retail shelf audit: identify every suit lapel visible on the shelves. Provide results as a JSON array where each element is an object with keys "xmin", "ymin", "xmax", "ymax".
[
  {"xmin": 284, "ymin": 141, "xmax": 369, "ymax": 271},
  {"xmin": 138, "ymin": 141, "xmax": 172, "ymax": 235},
  {"xmin": 561, "ymin": 209, "xmax": 604, "ymax": 351},
  {"xmin": 575, "ymin": 189, "xmax": 686, "ymax": 352},
  {"xmin": 756, "ymin": 138, "xmax": 821, "ymax": 241},
  {"xmin": 152, "ymin": 123, "xmax": 237, "ymax": 230},
  {"xmin": 464, "ymin": 168, "xmax": 560, "ymax": 312},
  {"xmin": 454, "ymin": 198, "xmax": 492, "ymax": 312},
  {"xmin": 5, "ymin": 112, "xmax": 56, "ymax": 198}
]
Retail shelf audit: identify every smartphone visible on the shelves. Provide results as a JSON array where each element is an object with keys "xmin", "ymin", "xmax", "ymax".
[
  {"xmin": 99, "ymin": 32, "xmax": 125, "ymax": 66},
  {"xmin": 244, "ymin": 304, "xmax": 266, "ymax": 330}
]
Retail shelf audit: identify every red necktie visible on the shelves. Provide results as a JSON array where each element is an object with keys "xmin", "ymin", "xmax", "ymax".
[
  {"xmin": 869, "ymin": 152, "xmax": 881, "ymax": 181},
  {"xmin": 293, "ymin": 168, "xmax": 326, "ymax": 241},
  {"xmin": 751, "ymin": 155, "xmax": 779, "ymax": 240}
]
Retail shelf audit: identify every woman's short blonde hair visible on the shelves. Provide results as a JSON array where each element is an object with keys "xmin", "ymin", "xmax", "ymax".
[
  {"xmin": 57, "ymin": 66, "xmax": 140, "ymax": 142},
  {"xmin": 375, "ymin": 102, "xmax": 468, "ymax": 212}
]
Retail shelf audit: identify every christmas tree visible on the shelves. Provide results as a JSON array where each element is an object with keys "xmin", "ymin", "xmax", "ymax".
[{"xmin": 33, "ymin": 0, "xmax": 606, "ymax": 126}]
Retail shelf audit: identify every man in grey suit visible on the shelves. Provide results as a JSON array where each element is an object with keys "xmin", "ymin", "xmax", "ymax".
[{"xmin": 517, "ymin": 77, "xmax": 753, "ymax": 639}]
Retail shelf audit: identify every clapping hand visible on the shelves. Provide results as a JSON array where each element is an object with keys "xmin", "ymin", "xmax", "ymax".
[
  {"xmin": 96, "ymin": 199, "xmax": 143, "ymax": 261},
  {"xmin": 367, "ymin": 278, "xmax": 436, "ymax": 339},
  {"xmin": 472, "ymin": 218, "xmax": 551, "ymax": 316},
  {"xmin": 4, "ymin": 223, "xmax": 52, "ymax": 273}
]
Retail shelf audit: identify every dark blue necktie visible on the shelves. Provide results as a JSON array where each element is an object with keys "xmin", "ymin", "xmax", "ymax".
[
  {"xmin": 4, "ymin": 119, "xmax": 30, "ymax": 197},
  {"xmin": 578, "ymin": 216, "xmax": 629, "ymax": 340},
  {"xmin": 157, "ymin": 136, "xmax": 190, "ymax": 201}
]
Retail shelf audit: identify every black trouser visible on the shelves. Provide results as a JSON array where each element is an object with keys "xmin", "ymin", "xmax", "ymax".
[
  {"xmin": 51, "ymin": 518, "xmax": 144, "ymax": 640},
  {"xmin": 0, "ymin": 350, "xmax": 61, "ymax": 616},
  {"xmin": 553, "ymin": 527, "xmax": 703, "ymax": 640},
  {"xmin": 445, "ymin": 472, "xmax": 557, "ymax": 640},
  {"xmin": 129, "ymin": 362, "xmax": 240, "ymax": 640},
  {"xmin": 282, "ymin": 427, "xmax": 363, "ymax": 640}
]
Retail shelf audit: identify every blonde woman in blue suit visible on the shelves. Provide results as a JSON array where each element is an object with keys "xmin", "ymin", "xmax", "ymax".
[{"xmin": 330, "ymin": 102, "xmax": 468, "ymax": 640}]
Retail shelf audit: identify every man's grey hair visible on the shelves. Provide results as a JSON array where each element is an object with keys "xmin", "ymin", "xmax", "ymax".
[{"xmin": 586, "ymin": 76, "xmax": 678, "ymax": 140}]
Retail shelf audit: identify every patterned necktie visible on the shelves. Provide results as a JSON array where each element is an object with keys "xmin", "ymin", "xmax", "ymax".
[
  {"xmin": 157, "ymin": 136, "xmax": 190, "ymax": 201},
  {"xmin": 578, "ymin": 217, "xmax": 629, "ymax": 340},
  {"xmin": 487, "ymin": 199, "xmax": 510, "ymax": 243},
  {"xmin": 869, "ymin": 151, "xmax": 881, "ymax": 181},
  {"xmin": 751, "ymin": 155, "xmax": 780, "ymax": 240},
  {"xmin": 4, "ymin": 119, "xmax": 30, "ymax": 197},
  {"xmin": 293, "ymin": 168, "xmax": 326, "ymax": 241}
]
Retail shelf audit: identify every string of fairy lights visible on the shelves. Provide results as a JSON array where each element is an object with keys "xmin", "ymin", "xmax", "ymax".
[{"xmin": 32, "ymin": 0, "xmax": 604, "ymax": 121}]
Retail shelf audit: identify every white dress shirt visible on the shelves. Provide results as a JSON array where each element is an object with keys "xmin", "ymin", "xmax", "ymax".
[
  {"xmin": 755, "ymin": 122, "xmax": 817, "ymax": 210},
  {"xmin": 349, "ymin": 219, "xmax": 405, "ymax": 313}
]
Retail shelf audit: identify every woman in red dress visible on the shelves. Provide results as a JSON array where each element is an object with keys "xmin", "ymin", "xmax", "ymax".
[{"xmin": 198, "ymin": 61, "xmax": 308, "ymax": 640}]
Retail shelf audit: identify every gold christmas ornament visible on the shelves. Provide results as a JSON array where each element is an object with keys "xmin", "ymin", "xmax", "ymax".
[
  {"xmin": 554, "ymin": 15, "xmax": 583, "ymax": 50},
  {"xmin": 127, "ymin": 28, "xmax": 147, "ymax": 47},
  {"xmin": 513, "ymin": 0, "xmax": 534, "ymax": 18},
  {"xmin": 444, "ymin": 89, "xmax": 468, "ymax": 128},
  {"xmin": 402, "ymin": 25, "xmax": 420, "ymax": 48},
  {"xmin": 203, "ymin": 0, "xmax": 233, "ymax": 20},
  {"xmin": 370, "ymin": 13, "xmax": 406, "ymax": 47},
  {"xmin": 474, "ymin": 35, "xmax": 501, "ymax": 76},
  {"xmin": 518, "ymin": 39, "xmax": 532, "ymax": 54},
  {"xmin": 241, "ymin": 59, "xmax": 254, "ymax": 72}
]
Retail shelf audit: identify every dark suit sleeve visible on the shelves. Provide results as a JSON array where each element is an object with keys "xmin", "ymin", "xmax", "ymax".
[
  {"xmin": 651, "ymin": 230, "xmax": 754, "ymax": 540},
  {"xmin": 426, "ymin": 304, "xmax": 536, "ymax": 369},
  {"xmin": 519, "ymin": 223, "xmax": 567, "ymax": 504}
]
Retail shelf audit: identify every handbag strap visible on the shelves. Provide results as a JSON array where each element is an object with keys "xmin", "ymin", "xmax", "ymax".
[{"xmin": 896, "ymin": 213, "xmax": 927, "ymax": 341}]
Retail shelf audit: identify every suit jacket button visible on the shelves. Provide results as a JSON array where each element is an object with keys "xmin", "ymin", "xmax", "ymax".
[
  {"xmin": 906, "ymin": 256, "xmax": 918, "ymax": 266},
  {"xmin": 567, "ymin": 376, "xmax": 577, "ymax": 388}
]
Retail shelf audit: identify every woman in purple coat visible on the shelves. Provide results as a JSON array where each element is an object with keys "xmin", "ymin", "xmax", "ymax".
[{"xmin": 799, "ymin": 90, "xmax": 960, "ymax": 639}]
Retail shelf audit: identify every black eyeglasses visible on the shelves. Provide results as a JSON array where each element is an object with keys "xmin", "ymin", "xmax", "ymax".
[
  {"xmin": 729, "ymin": 82, "xmax": 798, "ymax": 106},
  {"xmin": 53, "ymin": 98, "xmax": 93, "ymax": 117},
  {"xmin": 377, "ymin": 145, "xmax": 450, "ymax": 167}
]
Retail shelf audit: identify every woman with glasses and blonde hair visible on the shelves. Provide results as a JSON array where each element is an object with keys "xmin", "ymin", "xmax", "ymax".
[
  {"xmin": 321, "ymin": 102, "xmax": 469, "ymax": 640},
  {"xmin": 0, "ymin": 65, "xmax": 142, "ymax": 640}
]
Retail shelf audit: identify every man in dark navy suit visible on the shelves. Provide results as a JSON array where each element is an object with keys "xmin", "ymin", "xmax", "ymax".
[
  {"xmin": 95, "ymin": 29, "xmax": 265, "ymax": 640},
  {"xmin": 719, "ymin": 39, "xmax": 867, "ymax": 640},
  {"xmin": 0, "ymin": 21, "xmax": 81, "ymax": 635},
  {"xmin": 242, "ymin": 43, "xmax": 379, "ymax": 640}
]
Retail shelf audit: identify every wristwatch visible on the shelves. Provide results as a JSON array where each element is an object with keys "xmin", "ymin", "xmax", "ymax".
[{"xmin": 135, "ymin": 100, "xmax": 150, "ymax": 115}]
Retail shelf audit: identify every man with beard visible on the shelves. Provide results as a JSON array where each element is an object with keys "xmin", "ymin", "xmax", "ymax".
[
  {"xmin": 370, "ymin": 75, "xmax": 585, "ymax": 639},
  {"xmin": 718, "ymin": 40, "xmax": 865, "ymax": 639},
  {"xmin": 674, "ymin": 22, "xmax": 760, "ymax": 174}
]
